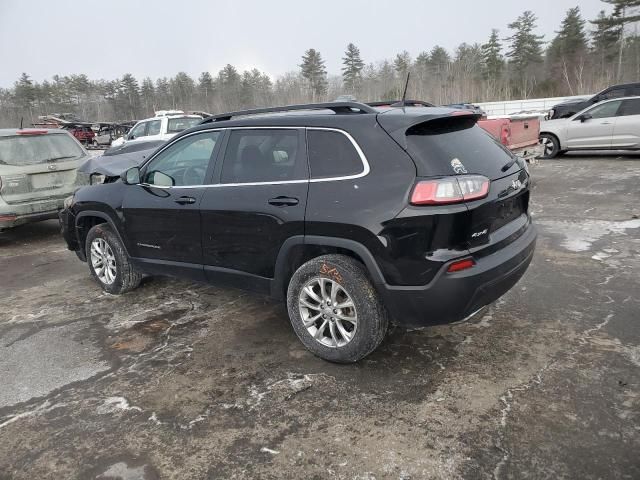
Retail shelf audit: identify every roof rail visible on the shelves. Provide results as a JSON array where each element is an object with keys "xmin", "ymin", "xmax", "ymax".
[
  {"xmin": 367, "ymin": 100, "xmax": 434, "ymax": 107},
  {"xmin": 200, "ymin": 101, "xmax": 377, "ymax": 123}
]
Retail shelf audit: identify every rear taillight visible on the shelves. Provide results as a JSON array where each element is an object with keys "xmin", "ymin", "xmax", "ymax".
[
  {"xmin": 410, "ymin": 175, "xmax": 490, "ymax": 205},
  {"xmin": 500, "ymin": 124, "xmax": 511, "ymax": 145}
]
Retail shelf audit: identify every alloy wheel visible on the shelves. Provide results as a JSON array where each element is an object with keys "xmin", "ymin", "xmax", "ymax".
[
  {"xmin": 298, "ymin": 277, "xmax": 357, "ymax": 348},
  {"xmin": 90, "ymin": 238, "xmax": 117, "ymax": 285}
]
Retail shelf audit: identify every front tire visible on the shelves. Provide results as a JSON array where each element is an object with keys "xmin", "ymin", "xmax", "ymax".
[
  {"xmin": 286, "ymin": 254, "xmax": 388, "ymax": 363},
  {"xmin": 86, "ymin": 223, "xmax": 142, "ymax": 294},
  {"xmin": 539, "ymin": 133, "xmax": 560, "ymax": 159}
]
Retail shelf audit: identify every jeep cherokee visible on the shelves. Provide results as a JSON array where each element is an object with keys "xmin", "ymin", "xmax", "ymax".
[{"xmin": 59, "ymin": 101, "xmax": 536, "ymax": 363}]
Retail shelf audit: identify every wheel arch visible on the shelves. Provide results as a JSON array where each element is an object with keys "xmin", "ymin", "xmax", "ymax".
[
  {"xmin": 271, "ymin": 236, "xmax": 386, "ymax": 300},
  {"xmin": 540, "ymin": 131, "xmax": 562, "ymax": 150},
  {"xmin": 76, "ymin": 210, "xmax": 129, "ymax": 258}
]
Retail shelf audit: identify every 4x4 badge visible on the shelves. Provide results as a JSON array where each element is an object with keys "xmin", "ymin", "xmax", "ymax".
[{"xmin": 450, "ymin": 158, "xmax": 468, "ymax": 174}]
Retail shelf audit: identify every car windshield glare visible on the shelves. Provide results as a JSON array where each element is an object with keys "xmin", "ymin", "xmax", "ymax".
[{"xmin": 0, "ymin": 133, "xmax": 84, "ymax": 166}]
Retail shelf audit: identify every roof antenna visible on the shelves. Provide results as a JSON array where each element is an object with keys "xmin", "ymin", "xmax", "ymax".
[{"xmin": 400, "ymin": 72, "xmax": 410, "ymax": 107}]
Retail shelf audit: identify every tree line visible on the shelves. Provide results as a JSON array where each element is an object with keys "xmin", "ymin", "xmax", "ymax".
[{"xmin": 1, "ymin": 0, "xmax": 639, "ymax": 127}]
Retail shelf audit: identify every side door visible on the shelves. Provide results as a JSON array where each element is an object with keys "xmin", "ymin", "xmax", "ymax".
[
  {"xmin": 200, "ymin": 128, "xmax": 308, "ymax": 292},
  {"xmin": 611, "ymin": 98, "xmax": 640, "ymax": 148},
  {"xmin": 127, "ymin": 121, "xmax": 148, "ymax": 142},
  {"xmin": 143, "ymin": 118, "xmax": 163, "ymax": 142},
  {"xmin": 565, "ymin": 100, "xmax": 622, "ymax": 149},
  {"xmin": 121, "ymin": 129, "xmax": 223, "ymax": 280}
]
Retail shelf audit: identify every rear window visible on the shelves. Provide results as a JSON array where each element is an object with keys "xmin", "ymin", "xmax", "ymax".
[
  {"xmin": 405, "ymin": 118, "xmax": 514, "ymax": 178},
  {"xmin": 0, "ymin": 133, "xmax": 84, "ymax": 166},
  {"xmin": 307, "ymin": 130, "xmax": 363, "ymax": 179},
  {"xmin": 167, "ymin": 117, "xmax": 201, "ymax": 134}
]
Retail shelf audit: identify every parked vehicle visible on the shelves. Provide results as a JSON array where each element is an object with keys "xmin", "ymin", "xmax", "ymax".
[
  {"xmin": 540, "ymin": 96, "xmax": 640, "ymax": 158},
  {"xmin": 92, "ymin": 123, "xmax": 131, "ymax": 148},
  {"xmin": 547, "ymin": 82, "xmax": 640, "ymax": 119},
  {"xmin": 0, "ymin": 128, "xmax": 90, "ymax": 230},
  {"xmin": 59, "ymin": 101, "xmax": 536, "ymax": 362},
  {"xmin": 110, "ymin": 111, "xmax": 202, "ymax": 147},
  {"xmin": 478, "ymin": 115, "xmax": 543, "ymax": 162},
  {"xmin": 65, "ymin": 124, "xmax": 95, "ymax": 145}
]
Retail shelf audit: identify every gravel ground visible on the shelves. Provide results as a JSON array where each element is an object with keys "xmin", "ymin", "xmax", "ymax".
[{"xmin": 0, "ymin": 153, "xmax": 638, "ymax": 480}]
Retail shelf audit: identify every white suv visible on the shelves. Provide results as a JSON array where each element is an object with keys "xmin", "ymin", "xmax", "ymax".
[{"xmin": 111, "ymin": 111, "xmax": 202, "ymax": 147}]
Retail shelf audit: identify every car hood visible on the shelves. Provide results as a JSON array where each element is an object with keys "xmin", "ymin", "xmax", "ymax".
[
  {"xmin": 553, "ymin": 97, "xmax": 589, "ymax": 108},
  {"xmin": 78, "ymin": 147, "xmax": 157, "ymax": 177}
]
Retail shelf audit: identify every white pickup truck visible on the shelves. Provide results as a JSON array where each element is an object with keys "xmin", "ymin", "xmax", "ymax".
[{"xmin": 111, "ymin": 111, "xmax": 203, "ymax": 147}]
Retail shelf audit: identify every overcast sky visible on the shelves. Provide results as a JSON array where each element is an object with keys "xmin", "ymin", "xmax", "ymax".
[{"xmin": 0, "ymin": 0, "xmax": 607, "ymax": 87}]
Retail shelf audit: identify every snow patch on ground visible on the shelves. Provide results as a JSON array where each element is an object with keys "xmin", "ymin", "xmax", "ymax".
[{"xmin": 537, "ymin": 219, "xmax": 640, "ymax": 252}]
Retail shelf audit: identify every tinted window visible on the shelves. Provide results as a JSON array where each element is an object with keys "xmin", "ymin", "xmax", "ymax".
[
  {"xmin": 143, "ymin": 131, "xmax": 219, "ymax": 186},
  {"xmin": 585, "ymin": 100, "xmax": 622, "ymax": 119},
  {"xmin": 617, "ymin": 98, "xmax": 640, "ymax": 116},
  {"xmin": 147, "ymin": 119, "xmax": 162, "ymax": 135},
  {"xmin": 167, "ymin": 117, "xmax": 201, "ymax": 133},
  {"xmin": 405, "ymin": 117, "xmax": 514, "ymax": 178},
  {"xmin": 627, "ymin": 86, "xmax": 640, "ymax": 96},
  {"xmin": 0, "ymin": 133, "xmax": 84, "ymax": 166},
  {"xmin": 307, "ymin": 130, "xmax": 363, "ymax": 179},
  {"xmin": 221, "ymin": 129, "xmax": 304, "ymax": 183}
]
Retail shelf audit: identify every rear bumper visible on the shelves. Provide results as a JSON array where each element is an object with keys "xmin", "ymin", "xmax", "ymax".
[
  {"xmin": 0, "ymin": 197, "xmax": 66, "ymax": 230},
  {"xmin": 379, "ymin": 222, "xmax": 537, "ymax": 327}
]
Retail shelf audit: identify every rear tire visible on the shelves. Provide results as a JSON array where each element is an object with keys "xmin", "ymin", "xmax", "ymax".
[
  {"xmin": 86, "ymin": 223, "xmax": 142, "ymax": 294},
  {"xmin": 539, "ymin": 133, "xmax": 560, "ymax": 159},
  {"xmin": 286, "ymin": 254, "xmax": 388, "ymax": 363}
]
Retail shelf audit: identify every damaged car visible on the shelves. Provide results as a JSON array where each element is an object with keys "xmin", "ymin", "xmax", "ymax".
[{"xmin": 0, "ymin": 128, "xmax": 90, "ymax": 230}]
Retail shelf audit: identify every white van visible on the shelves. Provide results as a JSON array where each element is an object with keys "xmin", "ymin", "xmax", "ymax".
[{"xmin": 111, "ymin": 111, "xmax": 202, "ymax": 147}]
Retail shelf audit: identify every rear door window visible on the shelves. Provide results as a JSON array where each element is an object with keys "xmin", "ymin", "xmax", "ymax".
[
  {"xmin": 405, "ymin": 117, "xmax": 514, "ymax": 179},
  {"xmin": 0, "ymin": 133, "xmax": 84, "ymax": 166},
  {"xmin": 617, "ymin": 98, "xmax": 640, "ymax": 116},
  {"xmin": 220, "ymin": 129, "xmax": 305, "ymax": 183},
  {"xmin": 307, "ymin": 130, "xmax": 364, "ymax": 179},
  {"xmin": 167, "ymin": 117, "xmax": 202, "ymax": 134},
  {"xmin": 147, "ymin": 120, "xmax": 162, "ymax": 136}
]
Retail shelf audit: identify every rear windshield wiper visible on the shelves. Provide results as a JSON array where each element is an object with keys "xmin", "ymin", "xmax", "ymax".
[
  {"xmin": 47, "ymin": 155, "xmax": 76, "ymax": 162},
  {"xmin": 501, "ymin": 157, "xmax": 518, "ymax": 172}
]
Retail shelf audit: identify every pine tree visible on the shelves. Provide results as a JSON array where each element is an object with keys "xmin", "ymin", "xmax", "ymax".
[
  {"xmin": 14, "ymin": 73, "xmax": 36, "ymax": 112},
  {"xmin": 506, "ymin": 11, "xmax": 544, "ymax": 97},
  {"xmin": 140, "ymin": 77, "xmax": 155, "ymax": 116},
  {"xmin": 300, "ymin": 48, "xmax": 327, "ymax": 101},
  {"xmin": 548, "ymin": 7, "xmax": 588, "ymax": 93},
  {"xmin": 592, "ymin": 0, "xmax": 640, "ymax": 81},
  {"xmin": 118, "ymin": 73, "xmax": 140, "ymax": 119},
  {"xmin": 481, "ymin": 29, "xmax": 504, "ymax": 81},
  {"xmin": 394, "ymin": 50, "xmax": 412, "ymax": 78},
  {"xmin": 197, "ymin": 72, "xmax": 214, "ymax": 111},
  {"xmin": 341, "ymin": 43, "xmax": 365, "ymax": 93}
]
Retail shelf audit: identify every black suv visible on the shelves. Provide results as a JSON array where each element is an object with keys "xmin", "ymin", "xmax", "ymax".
[
  {"xmin": 60, "ymin": 101, "xmax": 536, "ymax": 363},
  {"xmin": 548, "ymin": 82, "xmax": 640, "ymax": 119}
]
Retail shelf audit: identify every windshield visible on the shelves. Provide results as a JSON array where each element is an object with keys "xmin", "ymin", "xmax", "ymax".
[
  {"xmin": 167, "ymin": 117, "xmax": 201, "ymax": 134},
  {"xmin": 0, "ymin": 133, "xmax": 84, "ymax": 166},
  {"xmin": 405, "ymin": 117, "xmax": 518, "ymax": 179}
]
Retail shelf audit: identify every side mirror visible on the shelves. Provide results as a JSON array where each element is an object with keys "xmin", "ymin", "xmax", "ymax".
[
  {"xmin": 579, "ymin": 113, "xmax": 592, "ymax": 122},
  {"xmin": 121, "ymin": 166, "xmax": 141, "ymax": 185}
]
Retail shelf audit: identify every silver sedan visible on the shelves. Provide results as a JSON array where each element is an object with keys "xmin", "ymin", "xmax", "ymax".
[{"xmin": 539, "ymin": 96, "xmax": 640, "ymax": 158}]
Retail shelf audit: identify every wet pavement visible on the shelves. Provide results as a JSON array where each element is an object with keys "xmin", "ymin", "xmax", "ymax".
[{"xmin": 0, "ymin": 153, "xmax": 638, "ymax": 479}]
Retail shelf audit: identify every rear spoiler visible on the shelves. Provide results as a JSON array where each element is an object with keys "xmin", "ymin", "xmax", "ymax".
[{"xmin": 376, "ymin": 109, "xmax": 481, "ymax": 150}]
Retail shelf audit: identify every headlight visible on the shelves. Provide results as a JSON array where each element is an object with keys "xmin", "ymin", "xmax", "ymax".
[{"xmin": 63, "ymin": 195, "xmax": 75, "ymax": 209}]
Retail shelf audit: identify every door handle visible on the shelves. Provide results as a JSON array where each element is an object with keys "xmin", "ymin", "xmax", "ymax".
[
  {"xmin": 175, "ymin": 196, "xmax": 196, "ymax": 205},
  {"xmin": 268, "ymin": 196, "xmax": 299, "ymax": 206},
  {"xmin": 601, "ymin": 121, "xmax": 612, "ymax": 125}
]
